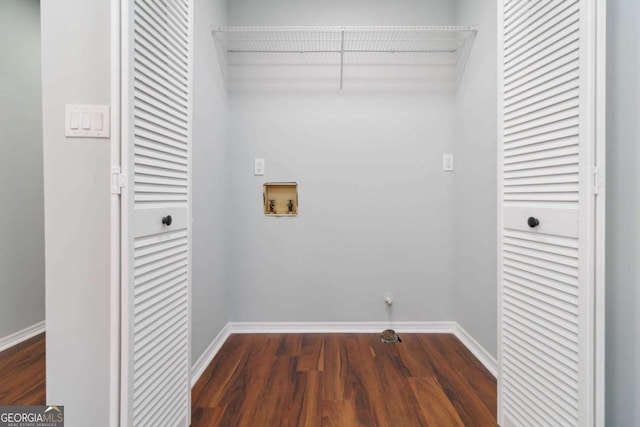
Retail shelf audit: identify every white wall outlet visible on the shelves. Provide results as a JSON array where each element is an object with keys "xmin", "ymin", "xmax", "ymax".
[
  {"xmin": 254, "ymin": 158, "xmax": 265, "ymax": 176},
  {"xmin": 443, "ymin": 154, "xmax": 454, "ymax": 171}
]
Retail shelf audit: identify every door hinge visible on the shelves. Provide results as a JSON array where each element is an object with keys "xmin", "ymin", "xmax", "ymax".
[
  {"xmin": 592, "ymin": 166, "xmax": 604, "ymax": 195},
  {"xmin": 111, "ymin": 166, "xmax": 125, "ymax": 195}
]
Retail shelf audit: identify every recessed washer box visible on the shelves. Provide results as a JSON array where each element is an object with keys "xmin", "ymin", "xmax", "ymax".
[{"xmin": 263, "ymin": 182, "xmax": 298, "ymax": 216}]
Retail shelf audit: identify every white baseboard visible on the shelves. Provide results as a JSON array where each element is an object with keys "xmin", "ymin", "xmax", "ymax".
[
  {"xmin": 190, "ymin": 320, "xmax": 496, "ymax": 388},
  {"xmin": 227, "ymin": 321, "xmax": 457, "ymax": 334},
  {"xmin": 454, "ymin": 323, "xmax": 497, "ymax": 376},
  {"xmin": 190, "ymin": 323, "xmax": 232, "ymax": 387},
  {"xmin": 0, "ymin": 321, "xmax": 46, "ymax": 353}
]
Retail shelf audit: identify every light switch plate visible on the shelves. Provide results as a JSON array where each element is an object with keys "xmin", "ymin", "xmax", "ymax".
[
  {"xmin": 254, "ymin": 159, "xmax": 265, "ymax": 176},
  {"xmin": 65, "ymin": 105, "xmax": 110, "ymax": 138},
  {"xmin": 443, "ymin": 154, "xmax": 454, "ymax": 171}
]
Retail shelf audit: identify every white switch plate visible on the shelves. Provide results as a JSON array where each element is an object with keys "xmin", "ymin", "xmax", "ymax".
[
  {"xmin": 443, "ymin": 154, "xmax": 454, "ymax": 171},
  {"xmin": 65, "ymin": 105, "xmax": 110, "ymax": 138},
  {"xmin": 254, "ymin": 159, "xmax": 265, "ymax": 176}
]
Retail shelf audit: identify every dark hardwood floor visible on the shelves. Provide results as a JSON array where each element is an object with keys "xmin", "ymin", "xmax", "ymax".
[
  {"xmin": 192, "ymin": 333, "xmax": 497, "ymax": 426},
  {"xmin": 0, "ymin": 332, "xmax": 496, "ymax": 426},
  {"xmin": 0, "ymin": 333, "xmax": 46, "ymax": 406}
]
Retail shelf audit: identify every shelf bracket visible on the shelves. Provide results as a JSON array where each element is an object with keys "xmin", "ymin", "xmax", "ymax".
[{"xmin": 339, "ymin": 28, "xmax": 345, "ymax": 93}]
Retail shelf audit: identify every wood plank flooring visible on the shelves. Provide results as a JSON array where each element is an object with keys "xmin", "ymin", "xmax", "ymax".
[
  {"xmin": 0, "ymin": 332, "xmax": 496, "ymax": 426},
  {"xmin": 0, "ymin": 333, "xmax": 46, "ymax": 406},
  {"xmin": 192, "ymin": 333, "xmax": 497, "ymax": 426}
]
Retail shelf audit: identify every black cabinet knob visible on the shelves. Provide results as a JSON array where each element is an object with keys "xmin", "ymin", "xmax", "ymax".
[
  {"xmin": 527, "ymin": 217, "xmax": 540, "ymax": 228},
  {"xmin": 162, "ymin": 215, "xmax": 173, "ymax": 226}
]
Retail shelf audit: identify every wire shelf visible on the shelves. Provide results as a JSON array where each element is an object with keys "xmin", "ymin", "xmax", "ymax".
[{"xmin": 212, "ymin": 26, "xmax": 478, "ymax": 90}]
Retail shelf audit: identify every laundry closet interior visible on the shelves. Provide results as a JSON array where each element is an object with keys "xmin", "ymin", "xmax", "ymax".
[
  {"xmin": 35, "ymin": 0, "xmax": 609, "ymax": 425},
  {"xmin": 126, "ymin": 0, "xmax": 502, "ymax": 422},
  {"xmin": 190, "ymin": 0, "xmax": 497, "ymax": 349}
]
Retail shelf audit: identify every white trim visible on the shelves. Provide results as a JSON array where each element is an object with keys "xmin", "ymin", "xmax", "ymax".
[
  {"xmin": 579, "ymin": 0, "xmax": 599, "ymax": 424},
  {"xmin": 593, "ymin": 0, "xmax": 607, "ymax": 424},
  {"xmin": 190, "ymin": 323, "xmax": 232, "ymax": 388},
  {"xmin": 0, "ymin": 321, "xmax": 45, "ymax": 353},
  {"xmin": 189, "ymin": 321, "xmax": 496, "ymax": 388},
  {"xmin": 496, "ymin": 0, "xmax": 505, "ymax": 423},
  {"xmin": 119, "ymin": 0, "xmax": 134, "ymax": 424},
  {"xmin": 228, "ymin": 321, "xmax": 457, "ymax": 334},
  {"xmin": 586, "ymin": 0, "xmax": 596, "ymax": 421},
  {"xmin": 109, "ymin": 0, "xmax": 122, "ymax": 426},
  {"xmin": 186, "ymin": 0, "xmax": 195, "ymax": 424},
  {"xmin": 454, "ymin": 323, "xmax": 497, "ymax": 377}
]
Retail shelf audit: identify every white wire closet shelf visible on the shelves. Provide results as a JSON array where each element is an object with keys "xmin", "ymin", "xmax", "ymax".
[{"xmin": 212, "ymin": 26, "xmax": 478, "ymax": 90}]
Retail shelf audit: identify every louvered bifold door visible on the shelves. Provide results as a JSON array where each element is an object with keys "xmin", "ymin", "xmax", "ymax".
[
  {"xmin": 498, "ymin": 0, "xmax": 598, "ymax": 426},
  {"xmin": 121, "ymin": 0, "xmax": 192, "ymax": 426}
]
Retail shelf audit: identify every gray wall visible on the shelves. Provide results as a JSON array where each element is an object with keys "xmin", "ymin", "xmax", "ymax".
[
  {"xmin": 228, "ymin": 0, "xmax": 457, "ymax": 26},
  {"xmin": 191, "ymin": 0, "xmax": 231, "ymax": 364},
  {"xmin": 227, "ymin": 0, "xmax": 458, "ymax": 324},
  {"xmin": 606, "ymin": 0, "xmax": 640, "ymax": 425},
  {"xmin": 41, "ymin": 0, "xmax": 112, "ymax": 424},
  {"xmin": 0, "ymin": 0, "xmax": 45, "ymax": 340},
  {"xmin": 452, "ymin": 0, "xmax": 498, "ymax": 356}
]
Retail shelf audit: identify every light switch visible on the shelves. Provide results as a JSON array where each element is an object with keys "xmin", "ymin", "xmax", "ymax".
[
  {"xmin": 93, "ymin": 112, "xmax": 103, "ymax": 131},
  {"xmin": 82, "ymin": 112, "xmax": 92, "ymax": 129},
  {"xmin": 65, "ymin": 105, "xmax": 110, "ymax": 138},
  {"xmin": 443, "ymin": 154, "xmax": 454, "ymax": 171},
  {"xmin": 254, "ymin": 159, "xmax": 265, "ymax": 176},
  {"xmin": 70, "ymin": 112, "xmax": 80, "ymax": 129}
]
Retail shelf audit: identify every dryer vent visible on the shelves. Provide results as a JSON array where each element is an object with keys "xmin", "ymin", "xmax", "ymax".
[{"xmin": 380, "ymin": 329, "xmax": 401, "ymax": 343}]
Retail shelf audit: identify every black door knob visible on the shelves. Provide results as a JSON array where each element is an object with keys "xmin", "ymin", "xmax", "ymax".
[
  {"xmin": 527, "ymin": 217, "xmax": 539, "ymax": 228},
  {"xmin": 162, "ymin": 215, "xmax": 173, "ymax": 226}
]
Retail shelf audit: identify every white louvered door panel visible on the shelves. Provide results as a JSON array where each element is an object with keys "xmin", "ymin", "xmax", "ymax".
[
  {"xmin": 498, "ymin": 0, "xmax": 598, "ymax": 426},
  {"xmin": 121, "ymin": 0, "xmax": 193, "ymax": 426}
]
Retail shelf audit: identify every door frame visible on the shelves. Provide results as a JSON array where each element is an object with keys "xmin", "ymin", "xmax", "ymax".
[
  {"xmin": 496, "ymin": 0, "xmax": 607, "ymax": 425},
  {"xmin": 593, "ymin": 0, "xmax": 607, "ymax": 424},
  {"xmin": 109, "ymin": 0, "xmax": 122, "ymax": 425}
]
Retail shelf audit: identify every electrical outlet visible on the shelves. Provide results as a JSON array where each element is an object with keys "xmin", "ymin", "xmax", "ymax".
[
  {"xmin": 443, "ymin": 154, "xmax": 454, "ymax": 171},
  {"xmin": 254, "ymin": 159, "xmax": 265, "ymax": 176}
]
